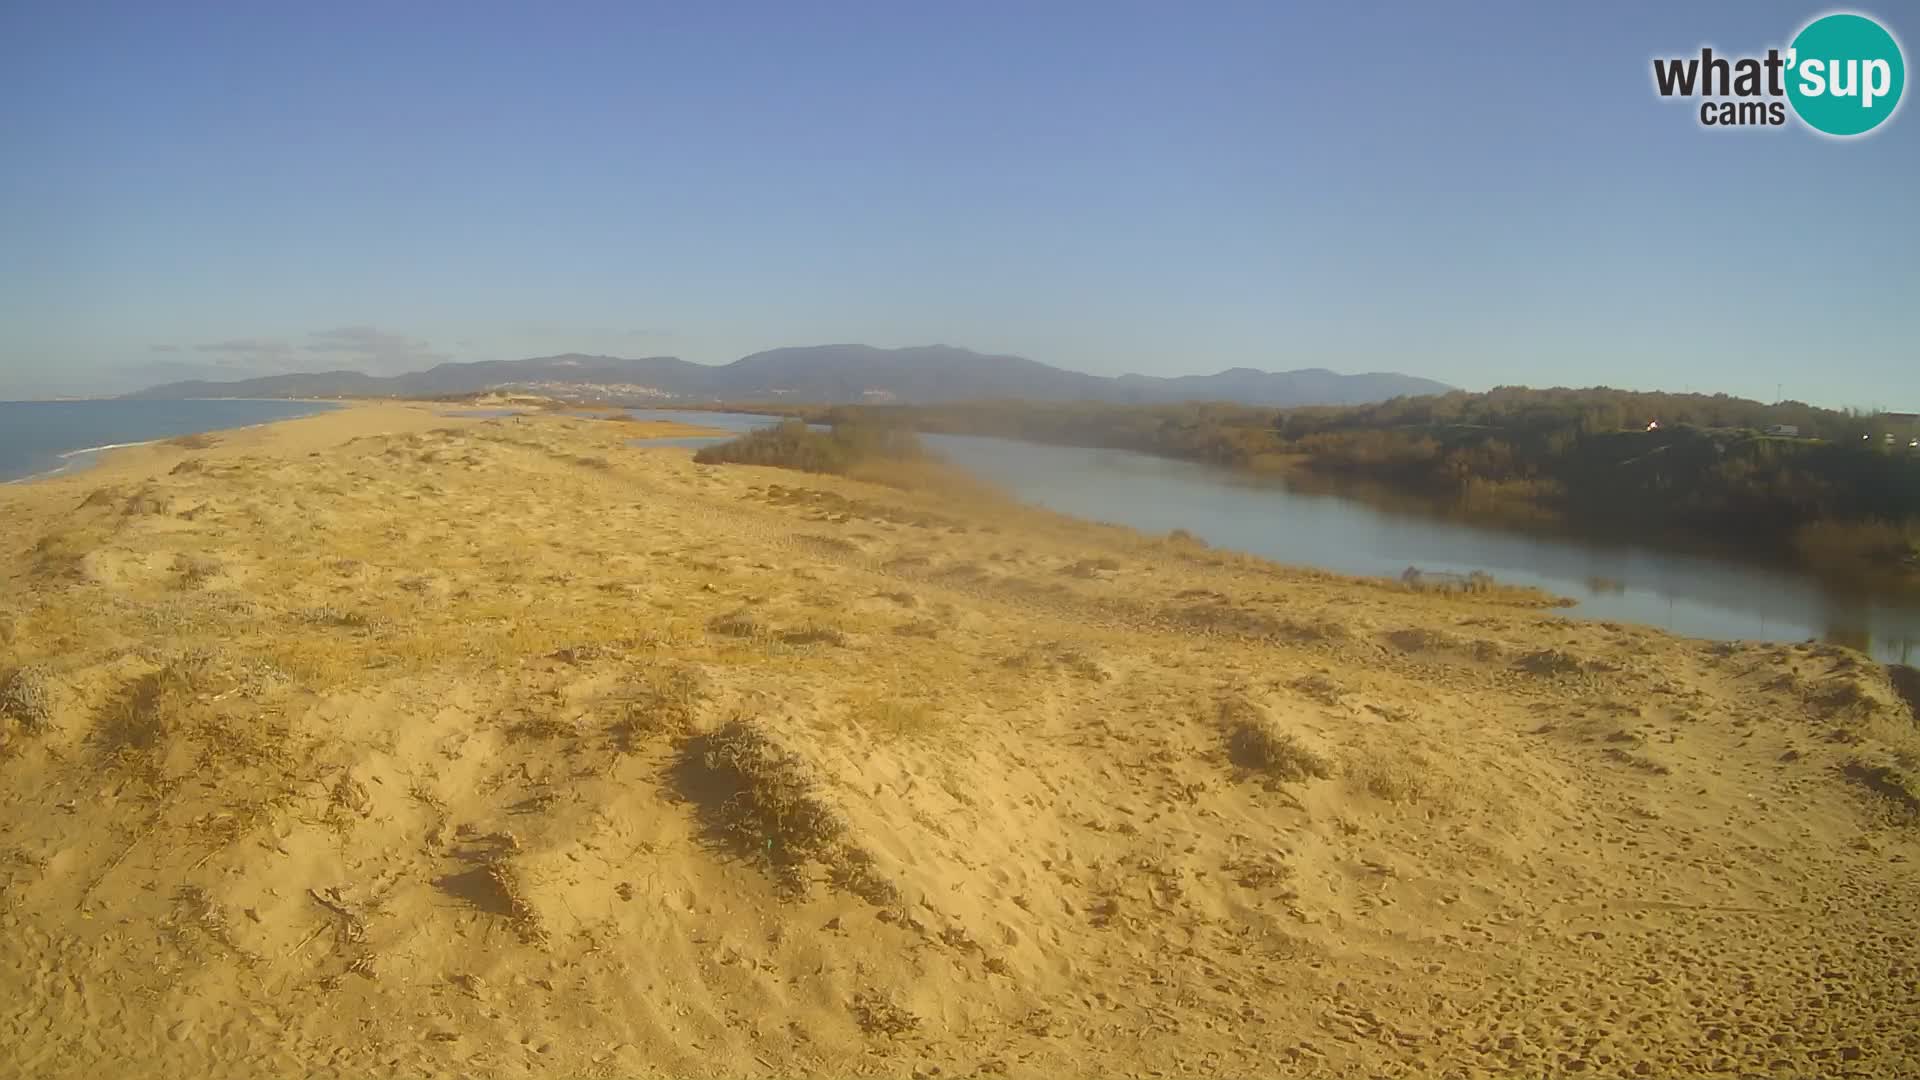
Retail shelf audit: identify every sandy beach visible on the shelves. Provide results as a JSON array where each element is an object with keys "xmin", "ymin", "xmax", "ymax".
[{"xmin": 2, "ymin": 402, "xmax": 1916, "ymax": 1078}]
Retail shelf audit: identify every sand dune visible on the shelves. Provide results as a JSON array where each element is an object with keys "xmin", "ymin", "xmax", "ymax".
[{"xmin": 2, "ymin": 403, "xmax": 1916, "ymax": 1078}]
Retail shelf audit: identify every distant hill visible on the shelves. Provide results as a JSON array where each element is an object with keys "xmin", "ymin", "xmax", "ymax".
[
  {"xmin": 125, "ymin": 345, "xmax": 1451, "ymax": 407},
  {"xmin": 125, "ymin": 355, "xmax": 709, "ymax": 403}
]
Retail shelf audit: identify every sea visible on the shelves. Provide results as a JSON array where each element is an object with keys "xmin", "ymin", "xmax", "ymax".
[{"xmin": 0, "ymin": 399, "xmax": 341, "ymax": 483}]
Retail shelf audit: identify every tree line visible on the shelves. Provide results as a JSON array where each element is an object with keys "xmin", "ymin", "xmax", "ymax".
[{"xmin": 804, "ymin": 388, "xmax": 1920, "ymax": 578}]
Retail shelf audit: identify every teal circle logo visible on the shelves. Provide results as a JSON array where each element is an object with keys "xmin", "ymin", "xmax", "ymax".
[{"xmin": 1786, "ymin": 13, "xmax": 1905, "ymax": 136}]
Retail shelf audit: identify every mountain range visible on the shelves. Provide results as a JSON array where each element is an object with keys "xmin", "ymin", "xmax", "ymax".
[{"xmin": 126, "ymin": 344, "xmax": 1450, "ymax": 407}]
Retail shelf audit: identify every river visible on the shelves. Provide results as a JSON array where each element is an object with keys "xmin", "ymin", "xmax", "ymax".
[{"xmin": 622, "ymin": 410, "xmax": 1920, "ymax": 663}]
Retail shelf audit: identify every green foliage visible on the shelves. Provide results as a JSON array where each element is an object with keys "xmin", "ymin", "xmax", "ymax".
[
  {"xmin": 829, "ymin": 390, "xmax": 1920, "ymax": 576},
  {"xmin": 692, "ymin": 419, "xmax": 930, "ymax": 476}
]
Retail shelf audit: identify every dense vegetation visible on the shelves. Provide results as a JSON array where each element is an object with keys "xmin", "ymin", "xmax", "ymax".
[
  {"xmin": 808, "ymin": 389, "xmax": 1920, "ymax": 578},
  {"xmin": 692, "ymin": 419, "xmax": 930, "ymax": 476}
]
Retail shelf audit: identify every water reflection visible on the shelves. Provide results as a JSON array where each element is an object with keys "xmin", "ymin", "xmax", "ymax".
[{"xmin": 919, "ymin": 433, "xmax": 1920, "ymax": 664}]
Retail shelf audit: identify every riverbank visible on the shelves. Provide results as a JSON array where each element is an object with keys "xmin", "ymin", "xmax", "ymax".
[
  {"xmin": 794, "ymin": 399, "xmax": 1920, "ymax": 590},
  {"xmin": 3, "ymin": 408, "xmax": 1918, "ymax": 1077}
]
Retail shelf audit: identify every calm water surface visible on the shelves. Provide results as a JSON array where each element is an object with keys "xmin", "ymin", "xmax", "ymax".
[
  {"xmin": 622, "ymin": 409, "xmax": 807, "ymax": 448},
  {"xmin": 623, "ymin": 411, "xmax": 1920, "ymax": 662},
  {"xmin": 0, "ymin": 399, "xmax": 341, "ymax": 482}
]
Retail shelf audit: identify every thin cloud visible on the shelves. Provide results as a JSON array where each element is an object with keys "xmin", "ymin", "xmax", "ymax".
[
  {"xmin": 302, "ymin": 325, "xmax": 448, "ymax": 373},
  {"xmin": 148, "ymin": 344, "xmax": 179, "ymax": 353},
  {"xmin": 510, "ymin": 323, "xmax": 674, "ymax": 343},
  {"xmin": 195, "ymin": 337, "xmax": 296, "ymax": 357},
  {"xmin": 181, "ymin": 337, "xmax": 302, "ymax": 373},
  {"xmin": 118, "ymin": 359, "xmax": 267, "ymax": 385}
]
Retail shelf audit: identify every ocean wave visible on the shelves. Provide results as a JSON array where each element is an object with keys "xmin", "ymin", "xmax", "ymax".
[{"xmin": 59, "ymin": 439, "xmax": 162, "ymax": 459}]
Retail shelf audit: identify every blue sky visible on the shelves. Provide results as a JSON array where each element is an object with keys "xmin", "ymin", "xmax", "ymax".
[{"xmin": 1, "ymin": 1, "xmax": 1913, "ymax": 406}]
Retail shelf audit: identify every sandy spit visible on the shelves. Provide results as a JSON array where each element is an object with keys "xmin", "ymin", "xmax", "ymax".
[{"xmin": 1, "ymin": 403, "xmax": 1916, "ymax": 1078}]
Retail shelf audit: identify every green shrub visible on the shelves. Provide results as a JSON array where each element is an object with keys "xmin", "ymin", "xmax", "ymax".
[{"xmin": 692, "ymin": 420, "xmax": 929, "ymax": 476}]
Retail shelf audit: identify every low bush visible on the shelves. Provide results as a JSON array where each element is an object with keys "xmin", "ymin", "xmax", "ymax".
[{"xmin": 693, "ymin": 420, "xmax": 929, "ymax": 476}]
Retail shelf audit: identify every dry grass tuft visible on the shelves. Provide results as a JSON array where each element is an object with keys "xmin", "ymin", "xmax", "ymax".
[
  {"xmin": 122, "ymin": 486, "xmax": 178, "ymax": 516},
  {"xmin": 1059, "ymin": 556, "xmax": 1121, "ymax": 579},
  {"xmin": 488, "ymin": 861, "xmax": 548, "ymax": 943},
  {"xmin": 1515, "ymin": 649, "xmax": 1587, "ymax": 677},
  {"xmin": 1220, "ymin": 698, "xmax": 1334, "ymax": 782},
  {"xmin": 165, "ymin": 884, "xmax": 245, "ymax": 960},
  {"xmin": 1289, "ymin": 673, "xmax": 1344, "ymax": 706},
  {"xmin": 263, "ymin": 635, "xmax": 362, "ymax": 690},
  {"xmin": 798, "ymin": 533, "xmax": 861, "ymax": 555},
  {"xmin": 174, "ymin": 553, "xmax": 225, "ymax": 589},
  {"xmin": 1842, "ymin": 758, "xmax": 1920, "ymax": 821},
  {"xmin": 95, "ymin": 659, "xmax": 206, "ymax": 757},
  {"xmin": 1003, "ymin": 644, "xmax": 1108, "ymax": 682},
  {"xmin": 507, "ymin": 712, "xmax": 577, "ymax": 741},
  {"xmin": 29, "ymin": 524, "xmax": 109, "ymax": 578},
  {"xmin": 327, "ymin": 771, "xmax": 374, "ymax": 825},
  {"xmin": 1602, "ymin": 747, "xmax": 1673, "ymax": 776},
  {"xmin": 608, "ymin": 666, "xmax": 707, "ymax": 750},
  {"xmin": 707, "ymin": 609, "xmax": 763, "ymax": 639},
  {"xmin": 436, "ymin": 860, "xmax": 548, "ymax": 944},
  {"xmin": 825, "ymin": 847, "xmax": 902, "ymax": 906},
  {"xmin": 1162, "ymin": 601, "xmax": 1346, "ymax": 646},
  {"xmin": 185, "ymin": 795, "xmax": 288, "ymax": 862},
  {"xmin": 1812, "ymin": 678, "xmax": 1882, "ymax": 718},
  {"xmin": 1399, "ymin": 566, "xmax": 1571, "ymax": 607},
  {"xmin": 294, "ymin": 607, "xmax": 374, "ymax": 630},
  {"xmin": 677, "ymin": 718, "xmax": 879, "ymax": 898},
  {"xmin": 1349, "ymin": 750, "xmax": 1446, "ymax": 805},
  {"xmin": 0, "ymin": 664, "xmax": 55, "ymax": 737},
  {"xmin": 1384, "ymin": 627, "xmax": 1463, "ymax": 653},
  {"xmin": 684, "ymin": 719, "xmax": 844, "ymax": 858},
  {"xmin": 778, "ymin": 623, "xmax": 848, "ymax": 648},
  {"xmin": 1223, "ymin": 853, "xmax": 1293, "ymax": 889},
  {"xmin": 850, "ymin": 990, "xmax": 921, "ymax": 1037}
]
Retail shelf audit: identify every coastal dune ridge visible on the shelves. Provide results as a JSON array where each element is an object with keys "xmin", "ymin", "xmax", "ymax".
[{"xmin": 1, "ymin": 401, "xmax": 1916, "ymax": 1078}]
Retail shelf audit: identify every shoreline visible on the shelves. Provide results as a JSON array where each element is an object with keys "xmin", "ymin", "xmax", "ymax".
[
  {"xmin": 0, "ymin": 399, "xmax": 353, "ymax": 486},
  {"xmin": 2, "ymin": 439, "xmax": 164, "ymax": 486}
]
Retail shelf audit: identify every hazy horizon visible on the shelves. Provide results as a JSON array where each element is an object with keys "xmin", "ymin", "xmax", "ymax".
[
  {"xmin": 3, "ymin": 2, "xmax": 1914, "ymax": 409},
  {"xmin": 5, "ymin": 342, "xmax": 1900, "ymax": 414}
]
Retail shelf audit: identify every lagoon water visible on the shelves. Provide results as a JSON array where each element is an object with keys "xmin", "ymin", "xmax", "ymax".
[
  {"xmin": 622, "ymin": 409, "xmax": 802, "ymax": 448},
  {"xmin": 627, "ymin": 410, "xmax": 1920, "ymax": 663},
  {"xmin": 0, "ymin": 399, "xmax": 340, "ymax": 483}
]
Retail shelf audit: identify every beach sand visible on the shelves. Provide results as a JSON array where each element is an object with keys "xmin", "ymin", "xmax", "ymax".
[{"xmin": 2, "ymin": 403, "xmax": 1916, "ymax": 1078}]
